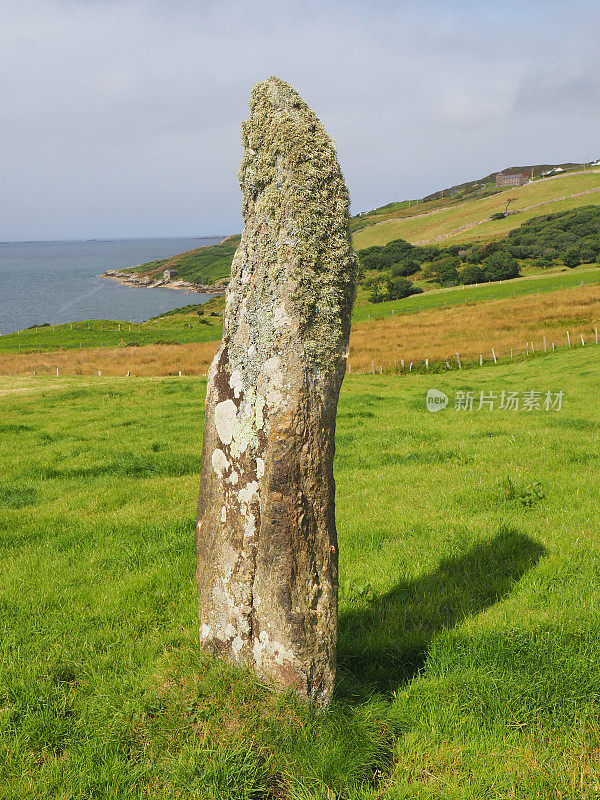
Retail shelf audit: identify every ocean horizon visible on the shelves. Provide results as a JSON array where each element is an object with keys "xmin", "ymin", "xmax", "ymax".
[{"xmin": 0, "ymin": 236, "xmax": 225, "ymax": 335}]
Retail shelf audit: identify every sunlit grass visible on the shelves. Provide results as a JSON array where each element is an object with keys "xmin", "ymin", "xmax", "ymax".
[
  {"xmin": 2, "ymin": 278, "xmax": 599, "ymax": 377},
  {"xmin": 1, "ymin": 345, "xmax": 600, "ymax": 797},
  {"xmin": 353, "ymin": 171, "xmax": 600, "ymax": 249}
]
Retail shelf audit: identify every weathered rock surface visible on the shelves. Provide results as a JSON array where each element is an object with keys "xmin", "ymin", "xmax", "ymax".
[{"xmin": 196, "ymin": 76, "xmax": 358, "ymax": 703}]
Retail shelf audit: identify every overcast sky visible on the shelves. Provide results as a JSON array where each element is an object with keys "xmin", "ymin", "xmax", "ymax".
[{"xmin": 1, "ymin": 0, "xmax": 599, "ymax": 241}]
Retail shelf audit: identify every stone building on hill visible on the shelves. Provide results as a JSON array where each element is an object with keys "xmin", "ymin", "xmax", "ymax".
[{"xmin": 496, "ymin": 172, "xmax": 529, "ymax": 187}]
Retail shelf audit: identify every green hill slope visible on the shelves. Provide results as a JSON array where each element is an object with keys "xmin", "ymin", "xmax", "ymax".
[
  {"xmin": 354, "ymin": 171, "xmax": 600, "ymax": 249},
  {"xmin": 121, "ymin": 234, "xmax": 240, "ymax": 286}
]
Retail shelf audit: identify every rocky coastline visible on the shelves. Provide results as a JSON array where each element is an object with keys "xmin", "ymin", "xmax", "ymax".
[{"xmin": 100, "ymin": 269, "xmax": 227, "ymax": 296}]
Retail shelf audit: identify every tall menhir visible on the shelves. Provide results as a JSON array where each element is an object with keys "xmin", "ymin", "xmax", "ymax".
[{"xmin": 196, "ymin": 76, "xmax": 358, "ymax": 704}]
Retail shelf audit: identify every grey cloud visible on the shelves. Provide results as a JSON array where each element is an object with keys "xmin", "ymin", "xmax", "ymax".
[{"xmin": 1, "ymin": 0, "xmax": 599, "ymax": 239}]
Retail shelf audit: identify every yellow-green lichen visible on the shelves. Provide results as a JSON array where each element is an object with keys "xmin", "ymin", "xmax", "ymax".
[{"xmin": 227, "ymin": 76, "xmax": 358, "ymax": 374}]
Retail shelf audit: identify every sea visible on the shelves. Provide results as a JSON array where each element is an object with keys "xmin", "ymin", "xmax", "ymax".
[{"xmin": 0, "ymin": 236, "xmax": 224, "ymax": 335}]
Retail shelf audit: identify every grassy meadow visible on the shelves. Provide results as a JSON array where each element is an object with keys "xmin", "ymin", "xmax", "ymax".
[
  {"xmin": 0, "ymin": 303, "xmax": 224, "ymax": 355},
  {"xmin": 353, "ymin": 172, "xmax": 600, "ymax": 249},
  {"xmin": 2, "ymin": 274, "xmax": 599, "ymax": 378},
  {"xmin": 2, "ymin": 344, "xmax": 600, "ymax": 798}
]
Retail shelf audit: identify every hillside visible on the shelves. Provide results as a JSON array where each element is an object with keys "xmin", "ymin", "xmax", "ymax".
[
  {"xmin": 349, "ymin": 162, "xmax": 591, "ymax": 234},
  {"xmin": 122, "ymin": 168, "xmax": 600, "ymax": 290},
  {"xmin": 3, "ymin": 344, "xmax": 600, "ymax": 797},
  {"xmin": 353, "ymin": 171, "xmax": 600, "ymax": 249},
  {"xmin": 119, "ymin": 234, "xmax": 240, "ymax": 287}
]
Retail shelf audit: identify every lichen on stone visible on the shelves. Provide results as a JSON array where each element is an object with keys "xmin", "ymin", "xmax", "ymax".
[{"xmin": 226, "ymin": 75, "xmax": 358, "ymax": 376}]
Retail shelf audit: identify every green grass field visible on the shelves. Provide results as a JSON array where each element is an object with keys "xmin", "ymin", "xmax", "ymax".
[
  {"xmin": 352, "ymin": 265, "xmax": 600, "ymax": 322},
  {"xmin": 0, "ymin": 307, "xmax": 223, "ymax": 354},
  {"xmin": 2, "ymin": 344, "xmax": 600, "ymax": 798}
]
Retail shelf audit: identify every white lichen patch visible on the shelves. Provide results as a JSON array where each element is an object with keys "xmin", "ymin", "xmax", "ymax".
[
  {"xmin": 260, "ymin": 356, "xmax": 288, "ymax": 411},
  {"xmin": 238, "ymin": 481, "xmax": 259, "ymax": 506},
  {"xmin": 256, "ymin": 458, "xmax": 265, "ymax": 479},
  {"xmin": 253, "ymin": 629, "xmax": 297, "ymax": 668},
  {"xmin": 212, "ymin": 448, "xmax": 229, "ymax": 477},
  {"xmin": 238, "ymin": 480, "xmax": 259, "ymax": 539},
  {"xmin": 201, "ymin": 623, "xmax": 211, "ymax": 639},
  {"xmin": 221, "ymin": 505, "xmax": 227, "ymax": 523},
  {"xmin": 229, "ymin": 388, "xmax": 266, "ymax": 458},
  {"xmin": 227, "ymin": 470, "xmax": 239, "ymax": 485},
  {"xmin": 215, "ymin": 399, "xmax": 238, "ymax": 445},
  {"xmin": 229, "ymin": 369, "xmax": 244, "ymax": 399}
]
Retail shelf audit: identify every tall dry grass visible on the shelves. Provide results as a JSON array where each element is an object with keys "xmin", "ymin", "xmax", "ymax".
[
  {"xmin": 1, "ymin": 284, "xmax": 599, "ymax": 376},
  {"xmin": 0, "ymin": 341, "xmax": 219, "ymax": 377},
  {"xmin": 349, "ymin": 284, "xmax": 600, "ymax": 370}
]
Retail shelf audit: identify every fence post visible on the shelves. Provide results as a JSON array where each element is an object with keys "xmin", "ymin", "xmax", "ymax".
[
  {"xmin": 401, "ymin": 359, "xmax": 404, "ymax": 371},
  {"xmin": 56, "ymin": 367, "xmax": 59, "ymax": 376},
  {"xmin": 543, "ymin": 335, "xmax": 547, "ymax": 351},
  {"xmin": 425, "ymin": 358, "xmax": 429, "ymax": 370},
  {"xmin": 479, "ymin": 354, "xmax": 483, "ymax": 366},
  {"xmin": 581, "ymin": 334, "xmax": 585, "ymax": 346},
  {"xmin": 595, "ymin": 327, "xmax": 598, "ymax": 344},
  {"xmin": 526, "ymin": 342, "xmax": 529, "ymax": 355},
  {"xmin": 492, "ymin": 348, "xmax": 497, "ymax": 364},
  {"xmin": 456, "ymin": 353, "xmax": 461, "ymax": 369},
  {"xmin": 98, "ymin": 370, "xmax": 102, "ymax": 376},
  {"xmin": 531, "ymin": 342, "xmax": 535, "ymax": 354},
  {"xmin": 371, "ymin": 359, "xmax": 375, "ymax": 375},
  {"xmin": 567, "ymin": 331, "xmax": 571, "ymax": 348},
  {"xmin": 409, "ymin": 362, "xmax": 413, "ymax": 372},
  {"xmin": 552, "ymin": 342, "xmax": 555, "ymax": 351}
]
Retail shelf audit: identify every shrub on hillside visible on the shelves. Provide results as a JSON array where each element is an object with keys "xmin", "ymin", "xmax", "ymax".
[
  {"xmin": 368, "ymin": 276, "xmax": 423, "ymax": 303},
  {"xmin": 386, "ymin": 277, "xmax": 423, "ymax": 301},
  {"xmin": 563, "ymin": 248, "xmax": 581, "ymax": 268},
  {"xmin": 482, "ymin": 250, "xmax": 520, "ymax": 281},
  {"xmin": 459, "ymin": 264, "xmax": 485, "ymax": 284},
  {"xmin": 422, "ymin": 255, "xmax": 460, "ymax": 285},
  {"xmin": 391, "ymin": 259, "xmax": 420, "ymax": 277}
]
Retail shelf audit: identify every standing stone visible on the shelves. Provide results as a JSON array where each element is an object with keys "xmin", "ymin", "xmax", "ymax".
[{"xmin": 196, "ymin": 76, "xmax": 358, "ymax": 704}]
